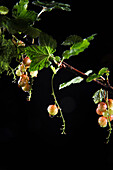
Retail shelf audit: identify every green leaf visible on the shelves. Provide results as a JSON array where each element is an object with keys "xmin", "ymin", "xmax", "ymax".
[
  {"xmin": 39, "ymin": 32, "xmax": 57, "ymax": 51},
  {"xmin": 71, "ymin": 39, "xmax": 90, "ymax": 51},
  {"xmin": 12, "ymin": 0, "xmax": 37, "ymax": 25},
  {"xmin": 54, "ymin": 56, "xmax": 61, "ymax": 62},
  {"xmin": 62, "ymin": 39, "xmax": 90, "ymax": 59},
  {"xmin": 61, "ymin": 49, "xmax": 72, "ymax": 59},
  {"xmin": 30, "ymin": 56, "xmax": 51, "ymax": 71},
  {"xmin": 12, "ymin": 0, "xmax": 29, "ymax": 18},
  {"xmin": 32, "ymin": 0, "xmax": 71, "ymax": 12},
  {"xmin": 0, "ymin": 15, "xmax": 7, "ymax": 27},
  {"xmin": 98, "ymin": 67, "xmax": 108, "ymax": 76},
  {"xmin": 0, "ymin": 35, "xmax": 17, "ymax": 74},
  {"xmin": 4, "ymin": 18, "xmax": 30, "ymax": 34},
  {"xmin": 59, "ymin": 70, "xmax": 92, "ymax": 90},
  {"xmin": 86, "ymin": 73, "xmax": 99, "ymax": 82},
  {"xmin": 24, "ymin": 26, "xmax": 41, "ymax": 38},
  {"xmin": 86, "ymin": 33, "xmax": 97, "ymax": 41},
  {"xmin": 62, "ymin": 35, "xmax": 82, "ymax": 46},
  {"xmin": 0, "ymin": 6, "xmax": 9, "ymax": 15},
  {"xmin": 59, "ymin": 76, "xmax": 84, "ymax": 90},
  {"xmin": 85, "ymin": 70, "xmax": 93, "ymax": 76},
  {"xmin": 3, "ymin": 18, "xmax": 41, "ymax": 38},
  {"xmin": 92, "ymin": 89, "xmax": 105, "ymax": 104},
  {"xmin": 86, "ymin": 67, "xmax": 109, "ymax": 83},
  {"xmin": 17, "ymin": 10, "xmax": 37, "ymax": 24},
  {"xmin": 62, "ymin": 34, "xmax": 96, "ymax": 60},
  {"xmin": 25, "ymin": 45, "xmax": 52, "ymax": 71}
]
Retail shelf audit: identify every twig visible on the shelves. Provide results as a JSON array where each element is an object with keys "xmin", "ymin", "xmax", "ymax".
[{"xmin": 62, "ymin": 61, "xmax": 113, "ymax": 94}]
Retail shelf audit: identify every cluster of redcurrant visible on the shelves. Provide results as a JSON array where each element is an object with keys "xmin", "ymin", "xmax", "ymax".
[
  {"xmin": 96, "ymin": 99, "xmax": 113, "ymax": 128},
  {"xmin": 15, "ymin": 56, "xmax": 38, "ymax": 100}
]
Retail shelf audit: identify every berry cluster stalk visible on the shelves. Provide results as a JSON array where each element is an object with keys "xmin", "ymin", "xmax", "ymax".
[{"xmin": 51, "ymin": 72, "xmax": 66, "ymax": 134}]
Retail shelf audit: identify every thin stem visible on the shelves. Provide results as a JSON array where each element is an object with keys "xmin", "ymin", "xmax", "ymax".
[
  {"xmin": 62, "ymin": 61, "xmax": 87, "ymax": 78},
  {"xmin": 8, "ymin": 65, "xmax": 17, "ymax": 82},
  {"xmin": 106, "ymin": 121, "xmax": 112, "ymax": 144},
  {"xmin": 51, "ymin": 73, "xmax": 66, "ymax": 134},
  {"xmin": 27, "ymin": 78, "xmax": 34, "ymax": 101},
  {"xmin": 12, "ymin": 35, "xmax": 18, "ymax": 41},
  {"xmin": 0, "ymin": 28, "xmax": 2, "ymax": 35},
  {"xmin": 37, "ymin": 7, "xmax": 47, "ymax": 18},
  {"xmin": 105, "ymin": 72, "xmax": 112, "ymax": 144}
]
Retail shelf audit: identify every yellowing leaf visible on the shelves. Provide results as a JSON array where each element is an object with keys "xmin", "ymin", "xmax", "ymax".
[{"xmin": 0, "ymin": 6, "xmax": 9, "ymax": 15}]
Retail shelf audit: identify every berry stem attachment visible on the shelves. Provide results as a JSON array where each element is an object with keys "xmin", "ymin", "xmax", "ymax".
[
  {"xmin": 105, "ymin": 89, "xmax": 112, "ymax": 144},
  {"xmin": 27, "ymin": 78, "xmax": 34, "ymax": 101},
  {"xmin": 106, "ymin": 120, "xmax": 112, "ymax": 144},
  {"xmin": 51, "ymin": 71, "xmax": 66, "ymax": 134}
]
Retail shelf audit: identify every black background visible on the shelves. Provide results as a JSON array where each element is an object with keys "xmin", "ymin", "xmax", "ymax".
[{"xmin": 0, "ymin": 0, "xmax": 113, "ymax": 169}]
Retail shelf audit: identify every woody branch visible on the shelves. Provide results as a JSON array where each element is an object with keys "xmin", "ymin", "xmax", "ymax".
[{"xmin": 61, "ymin": 61, "xmax": 113, "ymax": 94}]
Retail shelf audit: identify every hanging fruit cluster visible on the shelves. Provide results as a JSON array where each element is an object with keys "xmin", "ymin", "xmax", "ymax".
[
  {"xmin": 96, "ymin": 99, "xmax": 113, "ymax": 127},
  {"xmin": 15, "ymin": 55, "xmax": 38, "ymax": 101},
  {"xmin": 95, "ymin": 98, "xmax": 113, "ymax": 143}
]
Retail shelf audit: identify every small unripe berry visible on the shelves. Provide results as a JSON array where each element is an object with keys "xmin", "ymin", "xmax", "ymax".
[
  {"xmin": 98, "ymin": 102, "xmax": 107, "ymax": 112},
  {"xmin": 108, "ymin": 99, "xmax": 113, "ymax": 110},
  {"xmin": 16, "ymin": 69, "xmax": 22, "ymax": 76},
  {"xmin": 108, "ymin": 108, "xmax": 113, "ymax": 115},
  {"xmin": 102, "ymin": 111, "xmax": 110, "ymax": 117},
  {"xmin": 47, "ymin": 105, "xmax": 58, "ymax": 116},
  {"xmin": 98, "ymin": 116, "xmax": 107, "ymax": 128}
]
